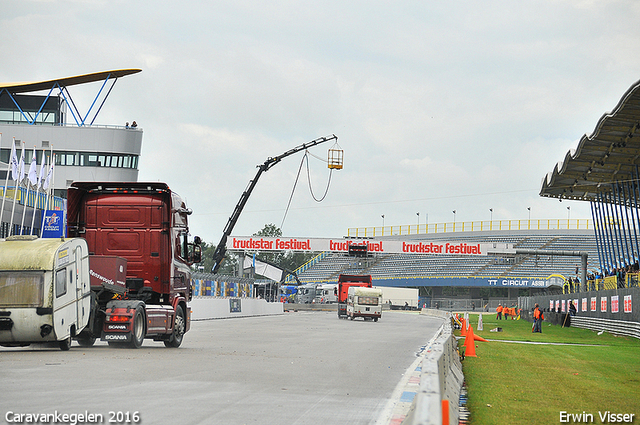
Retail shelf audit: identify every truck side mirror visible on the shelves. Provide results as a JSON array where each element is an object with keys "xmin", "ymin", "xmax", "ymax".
[{"xmin": 192, "ymin": 244, "xmax": 202, "ymax": 264}]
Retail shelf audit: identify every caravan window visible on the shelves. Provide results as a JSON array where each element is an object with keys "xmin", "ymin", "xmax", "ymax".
[
  {"xmin": 55, "ymin": 268, "xmax": 67, "ymax": 298},
  {"xmin": 0, "ymin": 272, "xmax": 44, "ymax": 307},
  {"xmin": 357, "ymin": 296, "xmax": 378, "ymax": 306}
]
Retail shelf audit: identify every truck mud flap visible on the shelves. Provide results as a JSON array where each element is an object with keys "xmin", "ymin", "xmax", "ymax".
[
  {"xmin": 101, "ymin": 300, "xmax": 141, "ymax": 342},
  {"xmin": 103, "ymin": 332, "xmax": 131, "ymax": 343}
]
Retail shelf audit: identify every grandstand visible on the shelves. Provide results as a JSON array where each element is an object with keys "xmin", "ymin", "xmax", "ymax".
[{"xmin": 294, "ymin": 227, "xmax": 597, "ymax": 288}]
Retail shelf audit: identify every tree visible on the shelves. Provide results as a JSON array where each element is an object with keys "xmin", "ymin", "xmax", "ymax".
[
  {"xmin": 252, "ymin": 224, "xmax": 317, "ymax": 279},
  {"xmin": 196, "ymin": 241, "xmax": 238, "ymax": 276}
]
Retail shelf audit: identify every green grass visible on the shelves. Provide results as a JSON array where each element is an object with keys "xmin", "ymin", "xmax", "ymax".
[{"xmin": 457, "ymin": 314, "xmax": 640, "ymax": 425}]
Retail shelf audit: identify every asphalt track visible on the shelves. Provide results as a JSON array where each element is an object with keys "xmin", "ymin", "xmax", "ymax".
[{"xmin": 0, "ymin": 310, "xmax": 443, "ymax": 425}]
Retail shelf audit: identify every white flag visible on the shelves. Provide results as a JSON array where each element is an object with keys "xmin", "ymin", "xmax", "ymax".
[
  {"xmin": 38, "ymin": 152, "xmax": 47, "ymax": 189},
  {"xmin": 43, "ymin": 163, "xmax": 54, "ymax": 190},
  {"xmin": 17, "ymin": 148, "xmax": 25, "ymax": 183},
  {"xmin": 9, "ymin": 142, "xmax": 18, "ymax": 180},
  {"xmin": 28, "ymin": 149, "xmax": 38, "ymax": 186}
]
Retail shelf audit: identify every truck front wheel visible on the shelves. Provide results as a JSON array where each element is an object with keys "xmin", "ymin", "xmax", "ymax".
[{"xmin": 164, "ymin": 305, "xmax": 185, "ymax": 348}]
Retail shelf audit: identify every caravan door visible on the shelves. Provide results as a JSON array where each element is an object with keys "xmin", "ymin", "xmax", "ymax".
[{"xmin": 52, "ymin": 241, "xmax": 90, "ymax": 342}]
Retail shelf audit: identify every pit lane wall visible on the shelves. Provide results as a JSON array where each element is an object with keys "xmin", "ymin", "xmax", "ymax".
[
  {"xmin": 190, "ymin": 273, "xmax": 283, "ymax": 320},
  {"xmin": 190, "ymin": 297, "xmax": 283, "ymax": 320},
  {"xmin": 403, "ymin": 309, "xmax": 464, "ymax": 425}
]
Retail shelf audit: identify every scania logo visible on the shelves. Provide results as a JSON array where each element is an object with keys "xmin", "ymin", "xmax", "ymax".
[
  {"xmin": 107, "ymin": 324, "xmax": 127, "ymax": 330},
  {"xmin": 104, "ymin": 334, "xmax": 128, "ymax": 340}
]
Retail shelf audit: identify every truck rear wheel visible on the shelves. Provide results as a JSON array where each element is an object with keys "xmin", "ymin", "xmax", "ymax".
[
  {"xmin": 164, "ymin": 305, "xmax": 185, "ymax": 348},
  {"xmin": 128, "ymin": 306, "xmax": 146, "ymax": 349}
]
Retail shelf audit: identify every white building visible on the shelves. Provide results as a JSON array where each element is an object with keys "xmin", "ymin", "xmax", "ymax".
[{"xmin": 0, "ymin": 69, "xmax": 143, "ymax": 236}]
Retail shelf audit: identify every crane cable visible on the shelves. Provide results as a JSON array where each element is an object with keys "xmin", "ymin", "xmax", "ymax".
[{"xmin": 280, "ymin": 151, "xmax": 333, "ymax": 229}]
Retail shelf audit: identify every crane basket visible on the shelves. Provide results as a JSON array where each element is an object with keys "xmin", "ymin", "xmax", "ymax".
[{"xmin": 328, "ymin": 143, "xmax": 344, "ymax": 170}]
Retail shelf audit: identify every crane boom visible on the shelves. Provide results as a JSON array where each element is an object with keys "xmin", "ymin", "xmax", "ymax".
[{"xmin": 212, "ymin": 134, "xmax": 338, "ymax": 273}]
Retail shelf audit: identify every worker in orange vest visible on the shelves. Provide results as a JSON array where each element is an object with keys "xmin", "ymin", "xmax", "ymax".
[
  {"xmin": 533, "ymin": 303, "xmax": 544, "ymax": 333},
  {"xmin": 496, "ymin": 304, "xmax": 503, "ymax": 320}
]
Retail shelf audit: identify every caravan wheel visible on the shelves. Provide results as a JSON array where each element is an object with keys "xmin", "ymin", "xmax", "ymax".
[{"xmin": 59, "ymin": 337, "xmax": 72, "ymax": 351}]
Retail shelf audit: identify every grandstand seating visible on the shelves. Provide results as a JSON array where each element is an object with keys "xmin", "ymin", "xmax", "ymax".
[{"xmin": 296, "ymin": 229, "xmax": 598, "ymax": 283}]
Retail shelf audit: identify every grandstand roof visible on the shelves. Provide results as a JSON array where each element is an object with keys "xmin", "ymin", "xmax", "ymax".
[
  {"xmin": 0, "ymin": 69, "xmax": 141, "ymax": 94},
  {"xmin": 540, "ymin": 79, "xmax": 640, "ymax": 202}
]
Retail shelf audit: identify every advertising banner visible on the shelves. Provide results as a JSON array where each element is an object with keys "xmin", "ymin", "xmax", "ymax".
[
  {"xmin": 41, "ymin": 209, "xmax": 65, "ymax": 238},
  {"xmin": 624, "ymin": 295, "xmax": 632, "ymax": 313},
  {"xmin": 230, "ymin": 236, "xmax": 513, "ymax": 255}
]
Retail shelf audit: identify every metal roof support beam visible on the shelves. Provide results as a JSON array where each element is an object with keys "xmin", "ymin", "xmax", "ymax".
[
  {"xmin": 606, "ymin": 190, "xmax": 623, "ymax": 269},
  {"xmin": 632, "ymin": 166, "xmax": 640, "ymax": 259},
  {"xmin": 58, "ymin": 85, "xmax": 82, "ymax": 126},
  {"xmin": 90, "ymin": 74, "xmax": 118, "ymax": 126},
  {"xmin": 620, "ymin": 181, "xmax": 636, "ymax": 262},
  {"xmin": 613, "ymin": 183, "xmax": 630, "ymax": 265},
  {"xmin": 590, "ymin": 200, "xmax": 606, "ymax": 276},
  {"xmin": 622, "ymin": 179, "xmax": 637, "ymax": 262}
]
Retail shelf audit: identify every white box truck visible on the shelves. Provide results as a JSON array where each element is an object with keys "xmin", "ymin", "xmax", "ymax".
[{"xmin": 374, "ymin": 286, "xmax": 419, "ymax": 310}]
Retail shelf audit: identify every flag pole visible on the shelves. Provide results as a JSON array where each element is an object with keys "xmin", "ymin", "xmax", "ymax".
[
  {"xmin": 9, "ymin": 142, "xmax": 25, "ymax": 236},
  {"xmin": 1, "ymin": 137, "xmax": 18, "ymax": 236},
  {"xmin": 0, "ymin": 133, "xmax": 8, "ymax": 235},
  {"xmin": 20, "ymin": 147, "xmax": 37, "ymax": 235},
  {"xmin": 30, "ymin": 148, "xmax": 46, "ymax": 235}
]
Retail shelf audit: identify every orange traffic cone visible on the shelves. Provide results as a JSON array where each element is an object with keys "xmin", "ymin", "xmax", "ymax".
[
  {"xmin": 465, "ymin": 326, "xmax": 477, "ymax": 357},
  {"xmin": 460, "ymin": 318, "xmax": 467, "ymax": 336},
  {"xmin": 442, "ymin": 399, "xmax": 450, "ymax": 425},
  {"xmin": 473, "ymin": 333, "xmax": 488, "ymax": 342}
]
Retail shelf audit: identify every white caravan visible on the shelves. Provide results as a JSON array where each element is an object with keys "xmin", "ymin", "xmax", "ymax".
[
  {"xmin": 0, "ymin": 236, "xmax": 91, "ymax": 350},
  {"xmin": 346, "ymin": 286, "xmax": 382, "ymax": 321}
]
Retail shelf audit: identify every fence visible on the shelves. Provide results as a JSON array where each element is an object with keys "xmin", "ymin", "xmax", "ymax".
[{"xmin": 348, "ymin": 218, "xmax": 593, "ymax": 238}]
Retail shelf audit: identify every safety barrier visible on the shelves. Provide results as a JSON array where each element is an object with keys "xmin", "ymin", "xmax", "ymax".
[
  {"xmin": 570, "ymin": 316, "xmax": 640, "ymax": 339},
  {"xmin": 403, "ymin": 310, "xmax": 464, "ymax": 425}
]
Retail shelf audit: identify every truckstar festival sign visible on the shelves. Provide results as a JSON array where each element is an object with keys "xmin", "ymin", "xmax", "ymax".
[{"xmin": 229, "ymin": 236, "xmax": 509, "ymax": 256}]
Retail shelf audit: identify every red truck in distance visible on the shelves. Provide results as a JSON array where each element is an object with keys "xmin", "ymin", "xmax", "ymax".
[
  {"xmin": 336, "ymin": 274, "xmax": 372, "ymax": 319},
  {"xmin": 67, "ymin": 182, "xmax": 201, "ymax": 348}
]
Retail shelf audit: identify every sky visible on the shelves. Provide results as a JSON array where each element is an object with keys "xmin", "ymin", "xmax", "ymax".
[{"xmin": 2, "ymin": 0, "xmax": 640, "ymax": 245}]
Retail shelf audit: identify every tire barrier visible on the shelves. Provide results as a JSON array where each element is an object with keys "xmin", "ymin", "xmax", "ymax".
[
  {"xmin": 570, "ymin": 316, "xmax": 640, "ymax": 339},
  {"xmin": 403, "ymin": 310, "xmax": 464, "ymax": 425}
]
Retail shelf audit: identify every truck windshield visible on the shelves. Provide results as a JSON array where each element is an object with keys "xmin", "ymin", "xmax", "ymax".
[{"xmin": 0, "ymin": 272, "xmax": 45, "ymax": 307}]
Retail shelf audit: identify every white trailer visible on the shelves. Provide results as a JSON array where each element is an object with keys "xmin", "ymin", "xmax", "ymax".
[
  {"xmin": 0, "ymin": 236, "xmax": 91, "ymax": 350},
  {"xmin": 374, "ymin": 286, "xmax": 419, "ymax": 310}
]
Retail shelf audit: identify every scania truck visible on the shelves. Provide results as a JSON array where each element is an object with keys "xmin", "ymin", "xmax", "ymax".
[
  {"xmin": 0, "ymin": 182, "xmax": 201, "ymax": 350},
  {"xmin": 336, "ymin": 274, "xmax": 372, "ymax": 318}
]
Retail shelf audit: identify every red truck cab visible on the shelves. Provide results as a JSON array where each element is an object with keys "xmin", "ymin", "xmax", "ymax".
[
  {"xmin": 67, "ymin": 182, "xmax": 201, "ymax": 348},
  {"xmin": 336, "ymin": 274, "xmax": 372, "ymax": 319}
]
